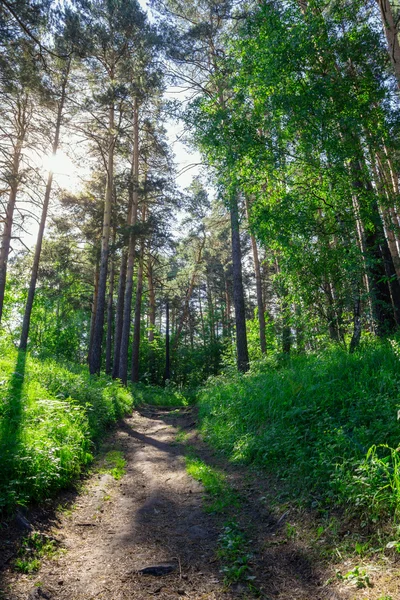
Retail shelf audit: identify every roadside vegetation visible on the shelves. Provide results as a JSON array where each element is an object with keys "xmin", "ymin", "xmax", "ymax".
[
  {"xmin": 0, "ymin": 337, "xmax": 135, "ymax": 512},
  {"xmin": 198, "ymin": 338, "xmax": 400, "ymax": 524}
]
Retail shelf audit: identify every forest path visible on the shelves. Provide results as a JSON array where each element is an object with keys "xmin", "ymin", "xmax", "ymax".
[{"xmin": 1, "ymin": 407, "xmax": 350, "ymax": 600}]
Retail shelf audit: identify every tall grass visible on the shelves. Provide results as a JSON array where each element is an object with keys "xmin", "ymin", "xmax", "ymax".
[
  {"xmin": 198, "ymin": 340, "xmax": 400, "ymax": 521},
  {"xmin": 0, "ymin": 338, "xmax": 134, "ymax": 512}
]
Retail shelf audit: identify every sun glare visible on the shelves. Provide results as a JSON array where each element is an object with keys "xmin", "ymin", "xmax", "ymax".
[{"xmin": 39, "ymin": 149, "xmax": 86, "ymax": 194}]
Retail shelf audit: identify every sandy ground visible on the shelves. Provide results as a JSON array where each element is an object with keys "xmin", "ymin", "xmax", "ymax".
[{"xmin": 1, "ymin": 406, "xmax": 398, "ymax": 600}]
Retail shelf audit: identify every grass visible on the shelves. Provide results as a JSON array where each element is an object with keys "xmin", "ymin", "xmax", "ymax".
[
  {"xmin": 185, "ymin": 453, "xmax": 239, "ymax": 513},
  {"xmin": 217, "ymin": 522, "xmax": 253, "ymax": 586},
  {"xmin": 13, "ymin": 532, "xmax": 59, "ymax": 573},
  {"xmin": 198, "ymin": 338, "xmax": 400, "ymax": 523},
  {"xmin": 133, "ymin": 383, "xmax": 192, "ymax": 407},
  {"xmin": 97, "ymin": 450, "xmax": 126, "ymax": 480},
  {"xmin": 0, "ymin": 337, "xmax": 135, "ymax": 512}
]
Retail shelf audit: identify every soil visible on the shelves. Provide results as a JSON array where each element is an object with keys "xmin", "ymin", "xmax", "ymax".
[{"xmin": 0, "ymin": 406, "xmax": 399, "ymax": 600}]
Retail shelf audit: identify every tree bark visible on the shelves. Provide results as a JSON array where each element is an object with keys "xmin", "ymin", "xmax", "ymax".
[
  {"xmin": 163, "ymin": 300, "xmax": 170, "ymax": 383},
  {"xmin": 118, "ymin": 99, "xmax": 140, "ymax": 384},
  {"xmin": 173, "ymin": 234, "xmax": 206, "ymax": 350},
  {"xmin": 131, "ymin": 205, "xmax": 146, "ymax": 383},
  {"xmin": 376, "ymin": 0, "xmax": 400, "ymax": 89},
  {"xmin": 89, "ymin": 99, "xmax": 115, "ymax": 374},
  {"xmin": 349, "ymin": 293, "xmax": 362, "ymax": 353},
  {"xmin": 19, "ymin": 62, "xmax": 70, "ymax": 350},
  {"xmin": 245, "ymin": 196, "xmax": 266, "ymax": 354},
  {"xmin": 147, "ymin": 257, "xmax": 156, "ymax": 382},
  {"xmin": 0, "ymin": 97, "xmax": 29, "ymax": 323},
  {"xmin": 230, "ymin": 196, "xmax": 249, "ymax": 372},
  {"xmin": 105, "ymin": 226, "xmax": 116, "ymax": 374},
  {"xmin": 88, "ymin": 255, "xmax": 100, "ymax": 362}
]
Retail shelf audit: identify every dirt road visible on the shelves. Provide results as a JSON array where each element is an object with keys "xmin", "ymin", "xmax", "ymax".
[{"xmin": 0, "ymin": 407, "xmax": 357, "ymax": 600}]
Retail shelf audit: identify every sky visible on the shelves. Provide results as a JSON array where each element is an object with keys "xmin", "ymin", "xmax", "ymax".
[{"xmin": 17, "ymin": 0, "xmax": 203, "ymax": 249}]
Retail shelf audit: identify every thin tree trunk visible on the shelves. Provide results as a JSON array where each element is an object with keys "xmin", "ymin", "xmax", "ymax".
[
  {"xmin": 88, "ymin": 255, "xmax": 100, "ymax": 362},
  {"xmin": 89, "ymin": 99, "xmax": 115, "ymax": 374},
  {"xmin": 119, "ymin": 99, "xmax": 140, "ymax": 384},
  {"xmin": 20, "ymin": 62, "xmax": 70, "ymax": 350},
  {"xmin": 105, "ymin": 226, "xmax": 116, "ymax": 374},
  {"xmin": 131, "ymin": 204, "xmax": 146, "ymax": 383},
  {"xmin": 230, "ymin": 196, "xmax": 249, "ymax": 372},
  {"xmin": 112, "ymin": 251, "xmax": 128, "ymax": 378},
  {"xmin": 0, "ymin": 98, "xmax": 29, "ymax": 323},
  {"xmin": 349, "ymin": 292, "xmax": 362, "ymax": 353},
  {"xmin": 245, "ymin": 196, "xmax": 266, "ymax": 354},
  {"xmin": 206, "ymin": 271, "xmax": 215, "ymax": 344},
  {"xmin": 164, "ymin": 300, "xmax": 170, "ymax": 383},
  {"xmin": 147, "ymin": 257, "xmax": 156, "ymax": 382},
  {"xmin": 173, "ymin": 234, "xmax": 206, "ymax": 350},
  {"xmin": 198, "ymin": 285, "xmax": 206, "ymax": 345},
  {"xmin": 376, "ymin": 0, "xmax": 400, "ymax": 89}
]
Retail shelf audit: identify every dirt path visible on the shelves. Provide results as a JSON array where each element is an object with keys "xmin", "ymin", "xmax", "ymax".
[{"xmin": 0, "ymin": 407, "xmax": 376, "ymax": 600}]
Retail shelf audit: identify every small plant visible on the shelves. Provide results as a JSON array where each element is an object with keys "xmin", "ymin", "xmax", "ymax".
[
  {"xmin": 285, "ymin": 522, "xmax": 297, "ymax": 540},
  {"xmin": 175, "ymin": 427, "xmax": 189, "ymax": 443},
  {"xmin": 14, "ymin": 532, "xmax": 58, "ymax": 574},
  {"xmin": 217, "ymin": 522, "xmax": 253, "ymax": 586},
  {"xmin": 98, "ymin": 450, "xmax": 126, "ymax": 480},
  {"xmin": 336, "ymin": 566, "xmax": 372, "ymax": 589},
  {"xmin": 185, "ymin": 454, "xmax": 239, "ymax": 512}
]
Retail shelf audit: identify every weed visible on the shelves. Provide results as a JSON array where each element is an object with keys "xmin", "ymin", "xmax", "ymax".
[
  {"xmin": 175, "ymin": 427, "xmax": 189, "ymax": 443},
  {"xmin": 185, "ymin": 455, "xmax": 239, "ymax": 512},
  {"xmin": 217, "ymin": 522, "xmax": 253, "ymax": 585},
  {"xmin": 98, "ymin": 450, "xmax": 126, "ymax": 480},
  {"xmin": 285, "ymin": 523, "xmax": 297, "ymax": 540},
  {"xmin": 13, "ymin": 532, "xmax": 57, "ymax": 574},
  {"xmin": 336, "ymin": 566, "xmax": 372, "ymax": 589}
]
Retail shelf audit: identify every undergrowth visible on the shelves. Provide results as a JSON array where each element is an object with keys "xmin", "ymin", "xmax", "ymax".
[
  {"xmin": 0, "ymin": 337, "xmax": 135, "ymax": 512},
  {"xmin": 185, "ymin": 453, "xmax": 239, "ymax": 512},
  {"xmin": 133, "ymin": 383, "xmax": 192, "ymax": 407},
  {"xmin": 198, "ymin": 339, "xmax": 400, "ymax": 523},
  {"xmin": 13, "ymin": 532, "xmax": 59, "ymax": 573}
]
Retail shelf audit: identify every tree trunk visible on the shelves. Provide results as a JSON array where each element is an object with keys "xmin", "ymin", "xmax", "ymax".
[
  {"xmin": 245, "ymin": 196, "xmax": 266, "ymax": 354},
  {"xmin": 89, "ymin": 100, "xmax": 115, "ymax": 374},
  {"xmin": 0, "ymin": 98, "xmax": 29, "ymax": 323},
  {"xmin": 19, "ymin": 62, "xmax": 70, "ymax": 350},
  {"xmin": 147, "ymin": 257, "xmax": 156, "ymax": 382},
  {"xmin": 88, "ymin": 255, "xmax": 100, "ymax": 362},
  {"xmin": 376, "ymin": 0, "xmax": 400, "ymax": 89},
  {"xmin": 131, "ymin": 205, "xmax": 146, "ymax": 383},
  {"xmin": 230, "ymin": 196, "xmax": 249, "ymax": 372},
  {"xmin": 105, "ymin": 226, "xmax": 116, "ymax": 374},
  {"xmin": 112, "ymin": 250, "xmax": 128, "ymax": 378},
  {"xmin": 119, "ymin": 99, "xmax": 140, "ymax": 384},
  {"xmin": 349, "ymin": 292, "xmax": 362, "ymax": 353},
  {"xmin": 164, "ymin": 300, "xmax": 170, "ymax": 383},
  {"xmin": 173, "ymin": 234, "xmax": 206, "ymax": 350}
]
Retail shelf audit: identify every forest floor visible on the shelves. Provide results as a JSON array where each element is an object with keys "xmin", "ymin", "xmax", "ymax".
[{"xmin": 1, "ymin": 406, "xmax": 399, "ymax": 600}]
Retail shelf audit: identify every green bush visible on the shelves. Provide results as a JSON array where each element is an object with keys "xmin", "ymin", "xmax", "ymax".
[
  {"xmin": 198, "ymin": 339, "xmax": 400, "ymax": 521},
  {"xmin": 0, "ymin": 338, "xmax": 135, "ymax": 512}
]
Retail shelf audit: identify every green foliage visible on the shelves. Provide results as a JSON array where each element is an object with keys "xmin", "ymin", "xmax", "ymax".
[
  {"xmin": 185, "ymin": 454, "xmax": 239, "ymax": 513},
  {"xmin": 133, "ymin": 383, "xmax": 190, "ymax": 406},
  {"xmin": 336, "ymin": 566, "xmax": 372, "ymax": 589},
  {"xmin": 14, "ymin": 532, "xmax": 58, "ymax": 574},
  {"xmin": 97, "ymin": 450, "xmax": 126, "ymax": 480},
  {"xmin": 217, "ymin": 522, "xmax": 252, "ymax": 586},
  {"xmin": 0, "ymin": 336, "xmax": 135, "ymax": 512},
  {"xmin": 198, "ymin": 339, "xmax": 400, "ymax": 521}
]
